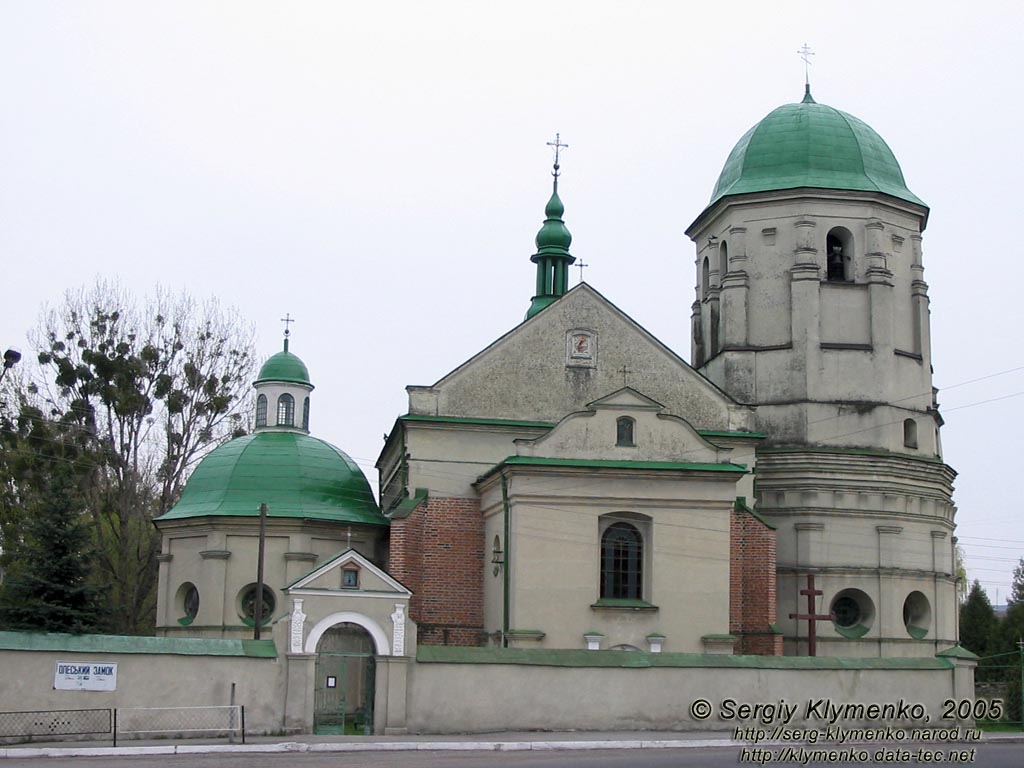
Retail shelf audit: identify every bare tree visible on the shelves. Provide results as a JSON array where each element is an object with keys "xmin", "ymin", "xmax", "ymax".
[{"xmin": 21, "ymin": 280, "xmax": 255, "ymax": 633}]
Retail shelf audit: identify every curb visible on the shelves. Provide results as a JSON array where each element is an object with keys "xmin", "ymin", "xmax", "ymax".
[
  {"xmin": 3, "ymin": 734, "xmax": 1023, "ymax": 759},
  {"xmin": 0, "ymin": 739, "xmax": 736, "ymax": 759}
]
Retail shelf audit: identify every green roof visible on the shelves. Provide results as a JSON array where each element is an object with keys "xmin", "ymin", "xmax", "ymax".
[
  {"xmin": 255, "ymin": 342, "xmax": 311, "ymax": 386},
  {"xmin": 156, "ymin": 432, "xmax": 386, "ymax": 525},
  {"xmin": 0, "ymin": 631, "xmax": 277, "ymax": 657},
  {"xmin": 417, "ymin": 645, "xmax": 953, "ymax": 670},
  {"xmin": 707, "ymin": 89, "xmax": 925, "ymax": 211}
]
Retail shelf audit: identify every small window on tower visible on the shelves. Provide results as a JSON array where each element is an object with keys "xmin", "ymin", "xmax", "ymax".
[
  {"xmin": 277, "ymin": 393, "xmax": 295, "ymax": 426},
  {"xmin": 701, "ymin": 256, "xmax": 710, "ymax": 299},
  {"xmin": 616, "ymin": 416, "xmax": 635, "ymax": 447},
  {"xmin": 255, "ymin": 395, "xmax": 267, "ymax": 427},
  {"xmin": 302, "ymin": 396, "xmax": 310, "ymax": 430},
  {"xmin": 826, "ymin": 227, "xmax": 854, "ymax": 282},
  {"xmin": 903, "ymin": 418, "xmax": 918, "ymax": 449}
]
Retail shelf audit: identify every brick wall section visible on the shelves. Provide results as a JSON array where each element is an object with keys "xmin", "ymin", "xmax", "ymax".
[
  {"xmin": 729, "ymin": 506, "xmax": 783, "ymax": 655},
  {"xmin": 388, "ymin": 496, "xmax": 484, "ymax": 647}
]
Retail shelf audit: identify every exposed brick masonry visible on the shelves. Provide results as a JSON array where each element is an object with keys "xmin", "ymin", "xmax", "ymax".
[
  {"xmin": 730, "ymin": 506, "xmax": 783, "ymax": 655},
  {"xmin": 388, "ymin": 496, "xmax": 484, "ymax": 647}
]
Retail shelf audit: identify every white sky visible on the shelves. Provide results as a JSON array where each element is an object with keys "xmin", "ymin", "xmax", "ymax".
[{"xmin": 1, "ymin": 1, "xmax": 1021, "ymax": 603}]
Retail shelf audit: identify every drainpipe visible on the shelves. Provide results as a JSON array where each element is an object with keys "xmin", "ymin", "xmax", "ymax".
[{"xmin": 501, "ymin": 473, "xmax": 511, "ymax": 649}]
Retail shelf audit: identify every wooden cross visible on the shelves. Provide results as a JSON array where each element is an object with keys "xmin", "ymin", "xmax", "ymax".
[
  {"xmin": 618, "ymin": 364, "xmax": 633, "ymax": 386},
  {"xmin": 280, "ymin": 313, "xmax": 295, "ymax": 337},
  {"xmin": 576, "ymin": 260, "xmax": 589, "ymax": 283},
  {"xmin": 789, "ymin": 573, "xmax": 833, "ymax": 657},
  {"xmin": 547, "ymin": 132, "xmax": 568, "ymax": 178},
  {"xmin": 797, "ymin": 43, "xmax": 815, "ymax": 86}
]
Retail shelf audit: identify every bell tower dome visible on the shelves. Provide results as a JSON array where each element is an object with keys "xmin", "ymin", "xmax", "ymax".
[
  {"xmin": 253, "ymin": 331, "xmax": 314, "ymax": 433},
  {"xmin": 687, "ymin": 87, "xmax": 957, "ymax": 657}
]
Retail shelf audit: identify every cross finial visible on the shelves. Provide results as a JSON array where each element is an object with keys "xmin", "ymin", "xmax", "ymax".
[
  {"xmin": 576, "ymin": 260, "xmax": 589, "ymax": 283},
  {"xmin": 281, "ymin": 313, "xmax": 295, "ymax": 337},
  {"xmin": 618, "ymin": 364, "xmax": 633, "ymax": 386},
  {"xmin": 798, "ymin": 43, "xmax": 815, "ymax": 87},
  {"xmin": 547, "ymin": 132, "xmax": 568, "ymax": 179}
]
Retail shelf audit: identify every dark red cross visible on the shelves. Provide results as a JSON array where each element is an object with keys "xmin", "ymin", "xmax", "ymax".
[{"xmin": 789, "ymin": 573, "xmax": 834, "ymax": 657}]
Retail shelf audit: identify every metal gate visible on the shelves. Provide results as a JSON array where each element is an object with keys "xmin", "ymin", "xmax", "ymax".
[{"xmin": 313, "ymin": 623, "xmax": 376, "ymax": 735}]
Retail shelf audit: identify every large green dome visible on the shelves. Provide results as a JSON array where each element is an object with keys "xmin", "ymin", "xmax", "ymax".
[
  {"xmin": 156, "ymin": 432, "xmax": 386, "ymax": 525},
  {"xmin": 708, "ymin": 90, "xmax": 925, "ymax": 210},
  {"xmin": 255, "ymin": 346, "xmax": 311, "ymax": 386}
]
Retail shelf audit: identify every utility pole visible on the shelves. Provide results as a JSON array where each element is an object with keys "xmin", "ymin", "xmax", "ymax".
[{"xmin": 253, "ymin": 503, "xmax": 268, "ymax": 640}]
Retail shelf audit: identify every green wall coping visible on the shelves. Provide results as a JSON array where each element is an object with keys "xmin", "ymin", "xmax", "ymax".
[
  {"xmin": 0, "ymin": 631, "xmax": 278, "ymax": 658},
  {"xmin": 698, "ymin": 430, "xmax": 767, "ymax": 440},
  {"xmin": 735, "ymin": 497, "xmax": 776, "ymax": 530},
  {"xmin": 416, "ymin": 646, "xmax": 954, "ymax": 670}
]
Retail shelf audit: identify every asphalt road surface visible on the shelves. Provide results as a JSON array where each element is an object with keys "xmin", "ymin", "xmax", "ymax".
[{"xmin": 1, "ymin": 744, "xmax": 1019, "ymax": 768}]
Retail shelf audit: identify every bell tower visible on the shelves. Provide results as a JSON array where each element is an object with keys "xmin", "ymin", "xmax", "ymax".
[{"xmin": 687, "ymin": 87, "xmax": 958, "ymax": 657}]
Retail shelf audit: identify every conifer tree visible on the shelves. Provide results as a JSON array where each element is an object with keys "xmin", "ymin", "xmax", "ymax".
[
  {"xmin": 0, "ymin": 406, "xmax": 103, "ymax": 632},
  {"xmin": 959, "ymin": 580, "xmax": 997, "ymax": 657}
]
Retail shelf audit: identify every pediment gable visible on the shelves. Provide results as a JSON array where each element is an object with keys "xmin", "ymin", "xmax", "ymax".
[
  {"xmin": 405, "ymin": 284, "xmax": 752, "ymax": 432},
  {"xmin": 587, "ymin": 387, "xmax": 664, "ymax": 410},
  {"xmin": 515, "ymin": 387, "xmax": 726, "ymax": 464},
  {"xmin": 286, "ymin": 549, "xmax": 411, "ymax": 596}
]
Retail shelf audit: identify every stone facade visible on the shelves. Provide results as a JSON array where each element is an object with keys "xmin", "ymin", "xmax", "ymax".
[{"xmin": 687, "ymin": 187, "xmax": 958, "ymax": 656}]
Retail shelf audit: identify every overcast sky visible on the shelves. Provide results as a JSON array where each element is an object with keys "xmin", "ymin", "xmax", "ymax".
[{"xmin": 2, "ymin": 1, "xmax": 1021, "ymax": 603}]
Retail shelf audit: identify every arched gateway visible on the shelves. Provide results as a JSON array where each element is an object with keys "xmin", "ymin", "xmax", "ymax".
[{"xmin": 314, "ymin": 623, "xmax": 377, "ymax": 734}]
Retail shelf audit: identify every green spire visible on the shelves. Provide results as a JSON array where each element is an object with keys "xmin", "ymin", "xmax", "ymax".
[{"xmin": 526, "ymin": 134, "xmax": 576, "ymax": 319}]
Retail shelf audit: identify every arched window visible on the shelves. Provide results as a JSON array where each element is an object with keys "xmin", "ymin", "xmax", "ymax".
[
  {"xmin": 255, "ymin": 394, "xmax": 267, "ymax": 427},
  {"xmin": 302, "ymin": 396, "xmax": 310, "ymax": 431},
  {"xmin": 616, "ymin": 416, "xmax": 635, "ymax": 447},
  {"xmin": 601, "ymin": 522, "xmax": 643, "ymax": 600},
  {"xmin": 903, "ymin": 418, "xmax": 918, "ymax": 449},
  {"xmin": 701, "ymin": 256, "xmax": 710, "ymax": 299},
  {"xmin": 718, "ymin": 241, "xmax": 729, "ymax": 283},
  {"xmin": 277, "ymin": 393, "xmax": 295, "ymax": 426},
  {"xmin": 826, "ymin": 227, "xmax": 854, "ymax": 282}
]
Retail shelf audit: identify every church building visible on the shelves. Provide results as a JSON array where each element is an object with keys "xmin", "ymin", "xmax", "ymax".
[{"xmin": 146, "ymin": 84, "xmax": 961, "ymax": 733}]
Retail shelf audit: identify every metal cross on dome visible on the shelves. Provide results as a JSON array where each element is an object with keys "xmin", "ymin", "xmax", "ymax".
[
  {"xmin": 280, "ymin": 313, "xmax": 295, "ymax": 338},
  {"xmin": 798, "ymin": 43, "xmax": 815, "ymax": 86},
  {"xmin": 547, "ymin": 133, "xmax": 568, "ymax": 178}
]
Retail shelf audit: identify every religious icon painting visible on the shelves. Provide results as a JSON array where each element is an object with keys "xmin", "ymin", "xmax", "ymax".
[{"xmin": 566, "ymin": 329, "xmax": 597, "ymax": 367}]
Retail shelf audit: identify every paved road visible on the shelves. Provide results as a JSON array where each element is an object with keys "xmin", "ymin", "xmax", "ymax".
[{"xmin": 1, "ymin": 744, "xmax": 1018, "ymax": 767}]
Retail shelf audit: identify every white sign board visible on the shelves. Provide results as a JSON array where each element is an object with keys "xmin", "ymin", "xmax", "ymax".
[{"xmin": 53, "ymin": 661, "xmax": 118, "ymax": 691}]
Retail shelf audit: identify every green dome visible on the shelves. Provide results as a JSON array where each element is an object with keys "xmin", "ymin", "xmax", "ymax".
[
  {"xmin": 534, "ymin": 190, "xmax": 573, "ymax": 253},
  {"xmin": 256, "ymin": 345, "xmax": 311, "ymax": 386},
  {"xmin": 156, "ymin": 432, "xmax": 386, "ymax": 526},
  {"xmin": 708, "ymin": 90, "xmax": 926, "ymax": 210}
]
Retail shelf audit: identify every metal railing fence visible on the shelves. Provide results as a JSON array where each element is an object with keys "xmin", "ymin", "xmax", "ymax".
[{"xmin": 0, "ymin": 704, "xmax": 245, "ymax": 746}]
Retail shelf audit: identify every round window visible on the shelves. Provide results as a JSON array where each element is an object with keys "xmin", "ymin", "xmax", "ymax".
[
  {"xmin": 832, "ymin": 596, "xmax": 860, "ymax": 628},
  {"xmin": 176, "ymin": 582, "xmax": 200, "ymax": 625},
  {"xmin": 829, "ymin": 588, "xmax": 875, "ymax": 638},
  {"xmin": 239, "ymin": 584, "xmax": 275, "ymax": 625},
  {"xmin": 903, "ymin": 591, "xmax": 931, "ymax": 639}
]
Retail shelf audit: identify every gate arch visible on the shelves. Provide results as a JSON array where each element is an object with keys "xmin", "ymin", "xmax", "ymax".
[{"xmin": 304, "ymin": 611, "xmax": 390, "ymax": 655}]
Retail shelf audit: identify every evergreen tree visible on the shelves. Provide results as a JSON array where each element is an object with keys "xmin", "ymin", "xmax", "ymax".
[
  {"xmin": 1010, "ymin": 558, "xmax": 1024, "ymax": 607},
  {"xmin": 960, "ymin": 580, "xmax": 998, "ymax": 656},
  {"xmin": 0, "ymin": 406, "xmax": 103, "ymax": 632}
]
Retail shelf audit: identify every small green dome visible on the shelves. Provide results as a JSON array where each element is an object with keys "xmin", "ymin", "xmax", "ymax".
[
  {"xmin": 534, "ymin": 189, "xmax": 573, "ymax": 254},
  {"xmin": 256, "ymin": 344, "xmax": 311, "ymax": 386},
  {"xmin": 156, "ymin": 432, "xmax": 386, "ymax": 526},
  {"xmin": 708, "ymin": 90, "xmax": 926, "ymax": 210}
]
